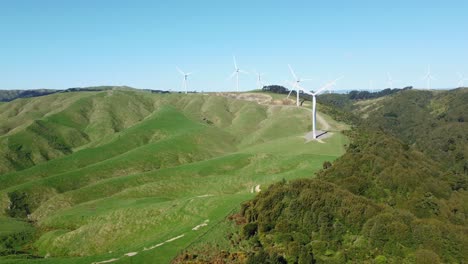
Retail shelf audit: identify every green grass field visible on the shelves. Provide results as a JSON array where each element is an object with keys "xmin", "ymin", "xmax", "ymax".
[{"xmin": 0, "ymin": 90, "xmax": 348, "ymax": 263}]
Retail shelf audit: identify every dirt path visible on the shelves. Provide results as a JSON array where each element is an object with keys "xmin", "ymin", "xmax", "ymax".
[
  {"xmin": 93, "ymin": 258, "xmax": 119, "ymax": 264},
  {"xmin": 192, "ymin": 220, "xmax": 209, "ymax": 230},
  {"xmin": 315, "ymin": 112, "xmax": 330, "ymax": 130},
  {"xmin": 214, "ymin": 92, "xmax": 333, "ymax": 132}
]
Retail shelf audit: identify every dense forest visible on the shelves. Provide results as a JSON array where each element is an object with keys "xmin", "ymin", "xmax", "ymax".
[{"xmin": 175, "ymin": 88, "xmax": 468, "ymax": 263}]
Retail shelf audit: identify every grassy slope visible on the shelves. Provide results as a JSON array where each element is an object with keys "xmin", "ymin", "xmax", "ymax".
[{"xmin": 0, "ymin": 91, "xmax": 348, "ymax": 263}]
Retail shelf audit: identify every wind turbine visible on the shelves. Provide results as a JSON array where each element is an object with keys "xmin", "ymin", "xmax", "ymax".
[
  {"xmin": 228, "ymin": 56, "xmax": 248, "ymax": 92},
  {"xmin": 287, "ymin": 64, "xmax": 312, "ymax": 106},
  {"xmin": 422, "ymin": 65, "xmax": 436, "ymax": 89},
  {"xmin": 457, "ymin": 72, "xmax": 467, "ymax": 87},
  {"xmin": 302, "ymin": 77, "xmax": 343, "ymax": 139},
  {"xmin": 369, "ymin": 80, "xmax": 374, "ymax": 93},
  {"xmin": 176, "ymin": 67, "xmax": 192, "ymax": 94},
  {"xmin": 386, "ymin": 72, "xmax": 400, "ymax": 89},
  {"xmin": 253, "ymin": 70, "xmax": 265, "ymax": 90}
]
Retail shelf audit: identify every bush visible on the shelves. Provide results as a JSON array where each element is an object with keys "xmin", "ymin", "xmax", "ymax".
[
  {"xmin": 242, "ymin": 222, "xmax": 258, "ymax": 239},
  {"xmin": 6, "ymin": 191, "xmax": 30, "ymax": 218}
]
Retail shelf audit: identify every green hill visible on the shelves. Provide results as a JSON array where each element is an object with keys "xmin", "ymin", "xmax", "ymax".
[{"xmin": 0, "ymin": 90, "xmax": 348, "ymax": 263}]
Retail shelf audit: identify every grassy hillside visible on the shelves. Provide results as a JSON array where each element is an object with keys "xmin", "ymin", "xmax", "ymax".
[{"xmin": 0, "ymin": 90, "xmax": 348, "ymax": 263}]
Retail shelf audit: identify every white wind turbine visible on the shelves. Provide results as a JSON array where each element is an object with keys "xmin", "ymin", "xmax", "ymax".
[
  {"xmin": 369, "ymin": 80, "xmax": 374, "ymax": 93},
  {"xmin": 303, "ymin": 77, "xmax": 343, "ymax": 139},
  {"xmin": 386, "ymin": 72, "xmax": 400, "ymax": 89},
  {"xmin": 287, "ymin": 64, "xmax": 313, "ymax": 106},
  {"xmin": 457, "ymin": 72, "xmax": 467, "ymax": 87},
  {"xmin": 228, "ymin": 56, "xmax": 248, "ymax": 92},
  {"xmin": 253, "ymin": 70, "xmax": 265, "ymax": 90},
  {"xmin": 176, "ymin": 67, "xmax": 192, "ymax": 94},
  {"xmin": 422, "ymin": 65, "xmax": 436, "ymax": 89}
]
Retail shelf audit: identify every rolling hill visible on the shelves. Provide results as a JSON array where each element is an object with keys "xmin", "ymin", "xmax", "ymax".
[{"xmin": 0, "ymin": 90, "xmax": 348, "ymax": 263}]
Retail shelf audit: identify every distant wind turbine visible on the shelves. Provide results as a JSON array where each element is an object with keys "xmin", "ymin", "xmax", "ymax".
[
  {"xmin": 386, "ymin": 72, "xmax": 400, "ymax": 89},
  {"xmin": 287, "ymin": 64, "xmax": 313, "ymax": 106},
  {"xmin": 228, "ymin": 56, "xmax": 248, "ymax": 92},
  {"xmin": 177, "ymin": 67, "xmax": 192, "ymax": 94},
  {"xmin": 369, "ymin": 80, "xmax": 374, "ymax": 93},
  {"xmin": 457, "ymin": 72, "xmax": 467, "ymax": 87},
  {"xmin": 253, "ymin": 70, "xmax": 265, "ymax": 90},
  {"xmin": 303, "ymin": 77, "xmax": 343, "ymax": 139},
  {"xmin": 421, "ymin": 65, "xmax": 436, "ymax": 89}
]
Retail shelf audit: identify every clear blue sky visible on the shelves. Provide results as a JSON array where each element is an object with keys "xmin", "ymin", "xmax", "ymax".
[{"xmin": 1, "ymin": 0, "xmax": 467, "ymax": 91}]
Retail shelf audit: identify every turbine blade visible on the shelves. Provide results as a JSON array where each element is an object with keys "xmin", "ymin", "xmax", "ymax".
[
  {"xmin": 176, "ymin": 67, "xmax": 184, "ymax": 75},
  {"xmin": 233, "ymin": 56, "xmax": 238, "ymax": 69},
  {"xmin": 288, "ymin": 64, "xmax": 298, "ymax": 80},
  {"xmin": 298, "ymin": 85, "xmax": 313, "ymax": 95},
  {"xmin": 228, "ymin": 71, "xmax": 237, "ymax": 80},
  {"xmin": 315, "ymin": 76, "xmax": 343, "ymax": 95}
]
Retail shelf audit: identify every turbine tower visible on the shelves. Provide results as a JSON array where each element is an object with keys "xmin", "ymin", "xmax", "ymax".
[
  {"xmin": 457, "ymin": 72, "xmax": 467, "ymax": 87},
  {"xmin": 177, "ymin": 67, "xmax": 192, "ymax": 94},
  {"xmin": 422, "ymin": 65, "xmax": 436, "ymax": 89},
  {"xmin": 229, "ymin": 56, "xmax": 248, "ymax": 92},
  {"xmin": 287, "ymin": 64, "xmax": 312, "ymax": 106},
  {"xmin": 253, "ymin": 70, "xmax": 265, "ymax": 90},
  {"xmin": 302, "ymin": 77, "xmax": 342, "ymax": 139}
]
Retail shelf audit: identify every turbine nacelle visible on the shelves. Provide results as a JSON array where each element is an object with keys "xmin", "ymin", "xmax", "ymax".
[{"xmin": 176, "ymin": 66, "xmax": 193, "ymax": 94}]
